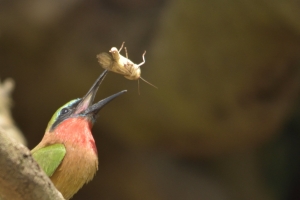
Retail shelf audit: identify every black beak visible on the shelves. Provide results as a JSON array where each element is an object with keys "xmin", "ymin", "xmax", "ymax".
[
  {"xmin": 83, "ymin": 90, "xmax": 126, "ymax": 116},
  {"xmin": 75, "ymin": 70, "xmax": 126, "ymax": 116}
]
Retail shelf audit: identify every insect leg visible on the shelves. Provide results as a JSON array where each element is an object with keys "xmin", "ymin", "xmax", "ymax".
[
  {"xmin": 124, "ymin": 47, "xmax": 129, "ymax": 59},
  {"xmin": 136, "ymin": 51, "xmax": 146, "ymax": 68},
  {"xmin": 118, "ymin": 42, "xmax": 125, "ymax": 53},
  {"xmin": 123, "ymin": 47, "xmax": 139, "ymax": 74}
]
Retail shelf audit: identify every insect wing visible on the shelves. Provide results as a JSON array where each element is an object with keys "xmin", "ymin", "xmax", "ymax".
[
  {"xmin": 97, "ymin": 52, "xmax": 113, "ymax": 70},
  {"xmin": 97, "ymin": 52, "xmax": 131, "ymax": 76}
]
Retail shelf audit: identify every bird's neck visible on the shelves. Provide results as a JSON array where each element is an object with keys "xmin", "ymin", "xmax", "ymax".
[{"xmin": 51, "ymin": 117, "xmax": 97, "ymax": 155}]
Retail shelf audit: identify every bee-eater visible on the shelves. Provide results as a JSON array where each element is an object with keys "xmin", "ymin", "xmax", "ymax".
[{"xmin": 31, "ymin": 70, "xmax": 126, "ymax": 199}]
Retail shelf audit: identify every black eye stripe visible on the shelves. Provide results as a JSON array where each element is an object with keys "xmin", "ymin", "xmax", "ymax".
[
  {"xmin": 50, "ymin": 98, "xmax": 81, "ymax": 132},
  {"xmin": 61, "ymin": 108, "xmax": 69, "ymax": 115}
]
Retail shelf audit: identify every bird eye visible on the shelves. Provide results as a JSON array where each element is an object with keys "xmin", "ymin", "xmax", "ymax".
[{"xmin": 61, "ymin": 108, "xmax": 69, "ymax": 115}]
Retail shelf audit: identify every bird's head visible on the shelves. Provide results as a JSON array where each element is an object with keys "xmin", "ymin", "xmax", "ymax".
[{"xmin": 45, "ymin": 70, "xmax": 126, "ymax": 133}]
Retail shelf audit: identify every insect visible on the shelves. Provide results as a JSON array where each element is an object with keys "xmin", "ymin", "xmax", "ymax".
[{"xmin": 97, "ymin": 42, "xmax": 157, "ymax": 94}]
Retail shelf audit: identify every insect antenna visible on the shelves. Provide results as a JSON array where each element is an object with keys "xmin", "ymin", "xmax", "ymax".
[{"xmin": 139, "ymin": 76, "xmax": 158, "ymax": 89}]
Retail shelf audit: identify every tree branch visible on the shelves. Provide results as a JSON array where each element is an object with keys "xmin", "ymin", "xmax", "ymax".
[
  {"xmin": 0, "ymin": 78, "xmax": 64, "ymax": 199},
  {"xmin": 0, "ymin": 78, "xmax": 26, "ymax": 145},
  {"xmin": 0, "ymin": 129, "xmax": 65, "ymax": 200}
]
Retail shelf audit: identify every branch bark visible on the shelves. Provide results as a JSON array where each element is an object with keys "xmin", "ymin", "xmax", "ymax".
[
  {"xmin": 0, "ymin": 78, "xmax": 64, "ymax": 199},
  {"xmin": 0, "ymin": 129, "xmax": 65, "ymax": 200},
  {"xmin": 0, "ymin": 78, "xmax": 26, "ymax": 145}
]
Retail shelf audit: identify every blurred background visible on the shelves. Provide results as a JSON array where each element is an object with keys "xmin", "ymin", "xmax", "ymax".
[{"xmin": 1, "ymin": 0, "xmax": 300, "ymax": 199}]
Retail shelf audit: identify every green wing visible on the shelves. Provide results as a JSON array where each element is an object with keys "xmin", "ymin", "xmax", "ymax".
[{"xmin": 32, "ymin": 143, "xmax": 66, "ymax": 177}]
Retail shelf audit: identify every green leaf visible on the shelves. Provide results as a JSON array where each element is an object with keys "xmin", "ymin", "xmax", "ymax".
[{"xmin": 32, "ymin": 143, "xmax": 66, "ymax": 177}]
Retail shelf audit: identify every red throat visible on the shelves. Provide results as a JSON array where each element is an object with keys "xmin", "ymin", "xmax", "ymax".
[{"xmin": 52, "ymin": 117, "xmax": 98, "ymax": 155}]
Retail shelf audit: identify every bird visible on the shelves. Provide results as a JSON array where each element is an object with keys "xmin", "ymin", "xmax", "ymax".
[{"xmin": 31, "ymin": 70, "xmax": 126, "ymax": 199}]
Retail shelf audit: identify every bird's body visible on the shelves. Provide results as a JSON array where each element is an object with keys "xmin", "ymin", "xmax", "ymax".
[
  {"xmin": 31, "ymin": 70, "xmax": 126, "ymax": 199},
  {"xmin": 31, "ymin": 118, "xmax": 98, "ymax": 200}
]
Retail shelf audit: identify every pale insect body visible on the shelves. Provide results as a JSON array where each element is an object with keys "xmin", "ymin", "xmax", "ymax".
[{"xmin": 97, "ymin": 42, "xmax": 157, "ymax": 93}]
